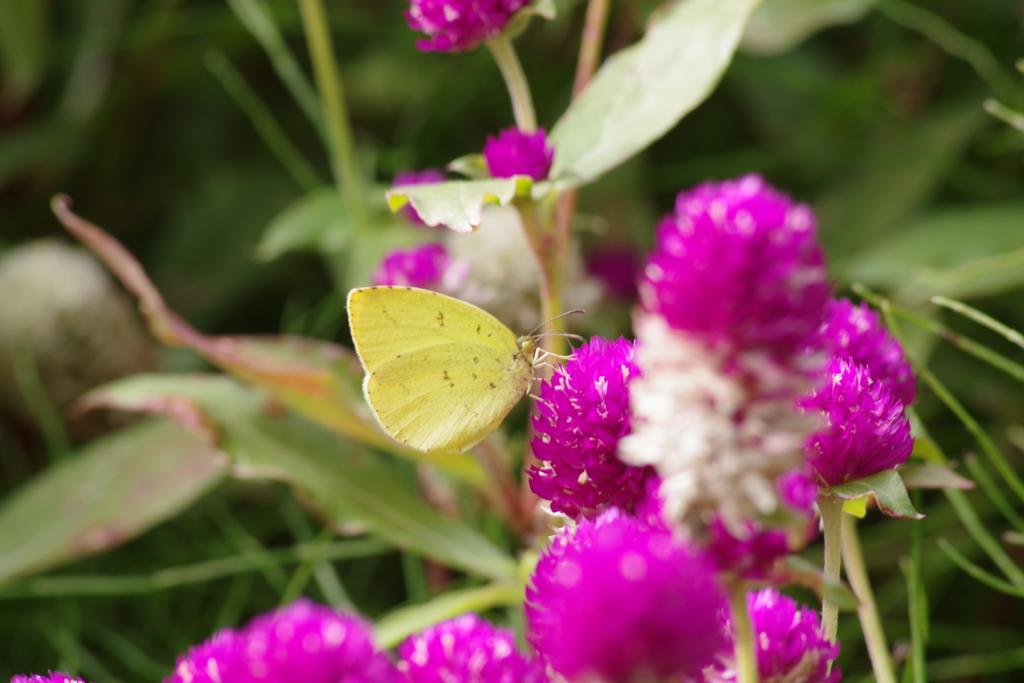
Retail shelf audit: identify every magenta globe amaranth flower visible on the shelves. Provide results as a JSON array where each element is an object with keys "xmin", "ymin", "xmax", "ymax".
[
  {"xmin": 708, "ymin": 588, "xmax": 840, "ymax": 683},
  {"xmin": 168, "ymin": 599, "xmax": 398, "ymax": 683},
  {"xmin": 529, "ymin": 337, "xmax": 654, "ymax": 519},
  {"xmin": 393, "ymin": 169, "xmax": 447, "ymax": 226},
  {"xmin": 807, "ymin": 298, "xmax": 916, "ymax": 406},
  {"xmin": 371, "ymin": 243, "xmax": 460, "ymax": 290},
  {"xmin": 776, "ymin": 467, "xmax": 818, "ymax": 514},
  {"xmin": 801, "ymin": 357, "xmax": 913, "ymax": 487},
  {"xmin": 526, "ymin": 510, "xmax": 728, "ymax": 683},
  {"xmin": 483, "ymin": 128, "xmax": 554, "ymax": 180},
  {"xmin": 13, "ymin": 675, "xmax": 89, "ymax": 683},
  {"xmin": 398, "ymin": 613, "xmax": 545, "ymax": 683},
  {"xmin": 706, "ymin": 517, "xmax": 791, "ymax": 583},
  {"xmin": 406, "ymin": 0, "xmax": 529, "ymax": 52},
  {"xmin": 639, "ymin": 174, "xmax": 830, "ymax": 359}
]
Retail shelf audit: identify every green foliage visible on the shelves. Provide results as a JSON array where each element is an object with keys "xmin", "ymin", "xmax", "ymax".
[
  {"xmin": 385, "ymin": 177, "xmax": 531, "ymax": 232},
  {"xmin": 830, "ymin": 470, "xmax": 924, "ymax": 520},
  {"xmin": 82, "ymin": 374, "xmax": 515, "ymax": 582},
  {"xmin": 2, "ymin": 0, "xmax": 1024, "ymax": 680},
  {"xmin": 0, "ymin": 420, "xmax": 228, "ymax": 588},
  {"xmin": 549, "ymin": 0, "xmax": 761, "ymax": 187}
]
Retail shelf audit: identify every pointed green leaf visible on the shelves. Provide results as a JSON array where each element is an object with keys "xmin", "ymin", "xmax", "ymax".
[
  {"xmin": 446, "ymin": 154, "xmax": 490, "ymax": 180},
  {"xmin": 549, "ymin": 0, "xmax": 761, "ymax": 186},
  {"xmin": 830, "ymin": 469, "xmax": 924, "ymax": 520},
  {"xmin": 82, "ymin": 374, "xmax": 517, "ymax": 582},
  {"xmin": 742, "ymin": 0, "xmax": 875, "ymax": 55},
  {"xmin": 0, "ymin": 419, "xmax": 229, "ymax": 588},
  {"xmin": 385, "ymin": 178, "xmax": 530, "ymax": 233},
  {"xmin": 898, "ymin": 462, "xmax": 975, "ymax": 490}
]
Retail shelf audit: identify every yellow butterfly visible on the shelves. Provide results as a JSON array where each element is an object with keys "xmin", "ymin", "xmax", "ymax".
[{"xmin": 347, "ymin": 286, "xmax": 543, "ymax": 453}]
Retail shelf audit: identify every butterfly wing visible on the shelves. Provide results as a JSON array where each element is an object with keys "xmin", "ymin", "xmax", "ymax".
[{"xmin": 347, "ymin": 286, "xmax": 533, "ymax": 453}]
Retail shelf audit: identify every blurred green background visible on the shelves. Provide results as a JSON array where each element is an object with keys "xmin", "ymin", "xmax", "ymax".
[{"xmin": 2, "ymin": 0, "xmax": 1024, "ymax": 681}]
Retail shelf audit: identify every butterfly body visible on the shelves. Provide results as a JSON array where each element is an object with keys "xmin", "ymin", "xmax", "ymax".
[{"xmin": 347, "ymin": 286, "xmax": 537, "ymax": 453}]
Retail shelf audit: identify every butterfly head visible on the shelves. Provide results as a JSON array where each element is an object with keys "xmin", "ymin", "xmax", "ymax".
[{"xmin": 518, "ymin": 335, "xmax": 538, "ymax": 363}]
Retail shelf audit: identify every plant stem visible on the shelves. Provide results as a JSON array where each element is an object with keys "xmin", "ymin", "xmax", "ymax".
[
  {"xmin": 572, "ymin": 0, "xmax": 611, "ymax": 98},
  {"xmin": 297, "ymin": 0, "xmax": 370, "ymax": 238},
  {"xmin": 555, "ymin": 0, "xmax": 612, "ymax": 276},
  {"xmin": 486, "ymin": 36, "xmax": 536, "ymax": 132},
  {"xmin": 905, "ymin": 490, "xmax": 927, "ymax": 683},
  {"xmin": 515, "ymin": 196, "xmax": 564, "ymax": 515},
  {"xmin": 818, "ymin": 491, "xmax": 843, "ymax": 644},
  {"xmin": 729, "ymin": 585, "xmax": 759, "ymax": 683},
  {"xmin": 515, "ymin": 197, "xmax": 565, "ymax": 355},
  {"xmin": 842, "ymin": 512, "xmax": 899, "ymax": 683}
]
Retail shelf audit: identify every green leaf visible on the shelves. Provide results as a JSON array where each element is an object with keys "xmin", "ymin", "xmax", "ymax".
[
  {"xmin": 844, "ymin": 202, "xmax": 1024, "ymax": 303},
  {"xmin": 898, "ymin": 462, "xmax": 975, "ymax": 490},
  {"xmin": 843, "ymin": 497, "xmax": 868, "ymax": 518},
  {"xmin": 385, "ymin": 178, "xmax": 530, "ymax": 233},
  {"xmin": 446, "ymin": 154, "xmax": 490, "ymax": 180},
  {"xmin": 909, "ymin": 433, "xmax": 947, "ymax": 464},
  {"xmin": 741, "ymin": 0, "xmax": 875, "ymax": 55},
  {"xmin": 829, "ymin": 469, "xmax": 924, "ymax": 520},
  {"xmin": 548, "ymin": 0, "xmax": 761, "ymax": 187},
  {"xmin": 256, "ymin": 188, "xmax": 348, "ymax": 261},
  {"xmin": 81, "ymin": 374, "xmax": 517, "ymax": 582},
  {"xmin": 821, "ymin": 105, "xmax": 986, "ymax": 264},
  {"xmin": 0, "ymin": 419, "xmax": 229, "ymax": 588},
  {"xmin": 53, "ymin": 198, "xmax": 485, "ymax": 484},
  {"xmin": 375, "ymin": 583, "xmax": 522, "ymax": 647},
  {"xmin": 937, "ymin": 537, "xmax": 1024, "ymax": 598}
]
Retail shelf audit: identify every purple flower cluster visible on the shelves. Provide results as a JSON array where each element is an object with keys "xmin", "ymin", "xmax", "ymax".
[
  {"xmin": 393, "ymin": 169, "xmax": 447, "ymax": 226},
  {"xmin": 398, "ymin": 613, "xmax": 545, "ymax": 683},
  {"xmin": 405, "ymin": 0, "xmax": 529, "ymax": 52},
  {"xmin": 710, "ymin": 588, "xmax": 840, "ymax": 683},
  {"xmin": 168, "ymin": 599, "xmax": 397, "ymax": 683},
  {"xmin": 801, "ymin": 357, "xmax": 913, "ymax": 487},
  {"xmin": 639, "ymin": 174, "xmax": 830, "ymax": 360},
  {"xmin": 12, "ymin": 675, "xmax": 88, "ymax": 683},
  {"xmin": 371, "ymin": 244, "xmax": 453, "ymax": 289},
  {"xmin": 776, "ymin": 467, "xmax": 819, "ymax": 514},
  {"xmin": 526, "ymin": 510, "xmax": 729, "ymax": 683},
  {"xmin": 528, "ymin": 337, "xmax": 654, "ymax": 519},
  {"xmin": 706, "ymin": 518, "xmax": 791, "ymax": 583},
  {"xmin": 808, "ymin": 298, "xmax": 916, "ymax": 406},
  {"xmin": 483, "ymin": 128, "xmax": 554, "ymax": 181}
]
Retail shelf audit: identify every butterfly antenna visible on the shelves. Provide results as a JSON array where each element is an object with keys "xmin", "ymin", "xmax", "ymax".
[
  {"xmin": 535, "ymin": 330, "xmax": 587, "ymax": 345},
  {"xmin": 528, "ymin": 309, "xmax": 586, "ymax": 338}
]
